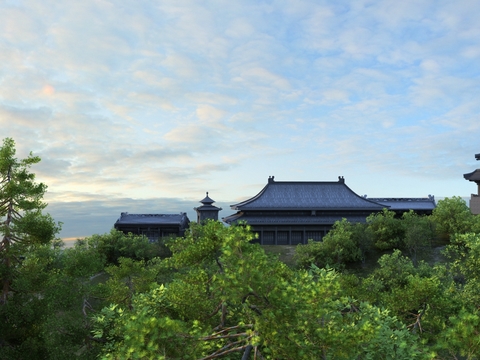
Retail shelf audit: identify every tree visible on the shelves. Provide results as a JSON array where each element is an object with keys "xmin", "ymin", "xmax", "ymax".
[
  {"xmin": 77, "ymin": 229, "xmax": 170, "ymax": 266},
  {"xmin": 93, "ymin": 221, "xmax": 428, "ymax": 359},
  {"xmin": 0, "ymin": 243, "xmax": 106, "ymax": 359},
  {"xmin": 294, "ymin": 218, "xmax": 363, "ymax": 270},
  {"xmin": 431, "ymin": 196, "xmax": 475, "ymax": 240},
  {"xmin": 366, "ymin": 208, "xmax": 404, "ymax": 250},
  {"xmin": 356, "ymin": 250, "xmax": 457, "ymax": 349},
  {"xmin": 0, "ymin": 138, "xmax": 60, "ymax": 303},
  {"xmin": 402, "ymin": 211, "xmax": 435, "ymax": 266}
]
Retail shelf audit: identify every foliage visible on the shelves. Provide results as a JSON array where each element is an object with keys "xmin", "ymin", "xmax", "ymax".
[
  {"xmin": 431, "ymin": 196, "xmax": 477, "ymax": 239},
  {"xmin": 294, "ymin": 218, "xmax": 363, "ymax": 269},
  {"xmin": 437, "ymin": 308, "xmax": 480, "ymax": 359},
  {"xmin": 357, "ymin": 250, "xmax": 457, "ymax": 348},
  {"xmin": 257, "ymin": 266, "xmax": 426, "ymax": 359},
  {"xmin": 93, "ymin": 221, "xmax": 429, "ymax": 359},
  {"xmin": 97, "ymin": 257, "xmax": 161, "ymax": 309},
  {"xmin": 77, "ymin": 229, "xmax": 171, "ymax": 265},
  {"xmin": 444, "ymin": 232, "xmax": 480, "ymax": 309},
  {"xmin": 4, "ymin": 139, "xmax": 480, "ymax": 359},
  {"xmin": 402, "ymin": 211, "xmax": 435, "ymax": 266},
  {"xmin": 0, "ymin": 137, "xmax": 61, "ymax": 303},
  {"xmin": 0, "ymin": 244, "xmax": 102, "ymax": 359},
  {"xmin": 366, "ymin": 208, "xmax": 405, "ymax": 250}
]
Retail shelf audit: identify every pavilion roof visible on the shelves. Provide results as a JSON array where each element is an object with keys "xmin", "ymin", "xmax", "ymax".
[
  {"xmin": 367, "ymin": 197, "xmax": 436, "ymax": 211},
  {"xmin": 115, "ymin": 212, "xmax": 189, "ymax": 226},
  {"xmin": 464, "ymin": 169, "xmax": 480, "ymax": 182},
  {"xmin": 230, "ymin": 177, "xmax": 385, "ymax": 211},
  {"xmin": 223, "ymin": 213, "xmax": 370, "ymax": 225}
]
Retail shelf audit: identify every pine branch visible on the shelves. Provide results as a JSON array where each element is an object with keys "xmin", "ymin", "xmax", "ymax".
[
  {"xmin": 200, "ymin": 332, "xmax": 250, "ymax": 341},
  {"xmin": 204, "ymin": 324, "xmax": 253, "ymax": 338},
  {"xmin": 204, "ymin": 301, "xmax": 223, "ymax": 321},
  {"xmin": 198, "ymin": 340, "xmax": 253, "ymax": 360},
  {"xmin": 253, "ymin": 346, "xmax": 265, "ymax": 360}
]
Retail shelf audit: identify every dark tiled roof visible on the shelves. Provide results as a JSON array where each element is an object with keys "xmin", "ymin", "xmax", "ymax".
[
  {"xmin": 231, "ymin": 179, "xmax": 385, "ymax": 211},
  {"xmin": 368, "ymin": 197, "xmax": 436, "ymax": 211},
  {"xmin": 195, "ymin": 204, "xmax": 222, "ymax": 211},
  {"xmin": 464, "ymin": 169, "xmax": 480, "ymax": 182},
  {"xmin": 199, "ymin": 192, "xmax": 215, "ymax": 205},
  {"xmin": 224, "ymin": 213, "xmax": 370, "ymax": 225},
  {"xmin": 115, "ymin": 212, "xmax": 189, "ymax": 226}
]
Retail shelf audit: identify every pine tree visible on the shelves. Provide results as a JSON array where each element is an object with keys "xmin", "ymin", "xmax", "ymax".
[{"xmin": 0, "ymin": 138, "xmax": 60, "ymax": 303}]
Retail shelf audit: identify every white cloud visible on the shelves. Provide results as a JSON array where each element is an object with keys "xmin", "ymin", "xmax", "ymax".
[
  {"xmin": 196, "ymin": 105, "xmax": 227, "ymax": 125},
  {"xmin": 1, "ymin": 0, "xmax": 480, "ymax": 238}
]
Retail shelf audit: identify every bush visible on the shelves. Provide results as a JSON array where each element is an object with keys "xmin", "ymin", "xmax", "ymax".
[
  {"xmin": 76, "ymin": 229, "xmax": 171, "ymax": 265},
  {"xmin": 294, "ymin": 219, "xmax": 362, "ymax": 269},
  {"xmin": 366, "ymin": 209, "xmax": 404, "ymax": 250},
  {"xmin": 431, "ymin": 196, "xmax": 477, "ymax": 239}
]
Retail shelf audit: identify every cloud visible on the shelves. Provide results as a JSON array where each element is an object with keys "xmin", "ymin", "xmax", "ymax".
[{"xmin": 1, "ymin": 0, "xmax": 480, "ymax": 238}]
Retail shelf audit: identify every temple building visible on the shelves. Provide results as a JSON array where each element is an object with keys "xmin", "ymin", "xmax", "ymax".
[
  {"xmin": 365, "ymin": 196, "xmax": 436, "ymax": 216},
  {"xmin": 114, "ymin": 212, "xmax": 190, "ymax": 241},
  {"xmin": 113, "ymin": 178, "xmax": 437, "ymax": 245},
  {"xmin": 223, "ymin": 176, "xmax": 436, "ymax": 245},
  {"xmin": 194, "ymin": 192, "xmax": 222, "ymax": 223},
  {"xmin": 114, "ymin": 193, "xmax": 222, "ymax": 241},
  {"xmin": 464, "ymin": 153, "xmax": 480, "ymax": 215}
]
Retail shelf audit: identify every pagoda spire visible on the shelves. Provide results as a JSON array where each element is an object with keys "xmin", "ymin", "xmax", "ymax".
[{"xmin": 194, "ymin": 192, "xmax": 222, "ymax": 223}]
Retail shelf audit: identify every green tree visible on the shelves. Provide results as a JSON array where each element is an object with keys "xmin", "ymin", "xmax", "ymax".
[
  {"xmin": 437, "ymin": 308, "xmax": 480, "ymax": 359},
  {"xmin": 431, "ymin": 196, "xmax": 475, "ymax": 240},
  {"xmin": 93, "ymin": 221, "xmax": 429, "ymax": 359},
  {"xmin": 294, "ymin": 218, "xmax": 363, "ymax": 269},
  {"xmin": 0, "ymin": 244, "xmax": 103, "ymax": 359},
  {"xmin": 356, "ymin": 250, "xmax": 457, "ymax": 349},
  {"xmin": 367, "ymin": 208, "xmax": 404, "ymax": 250},
  {"xmin": 77, "ymin": 229, "xmax": 170, "ymax": 266},
  {"xmin": 0, "ymin": 138, "xmax": 60, "ymax": 303},
  {"xmin": 402, "ymin": 211, "xmax": 435, "ymax": 266}
]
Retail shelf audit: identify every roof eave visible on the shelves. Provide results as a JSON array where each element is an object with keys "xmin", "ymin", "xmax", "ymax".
[
  {"xmin": 233, "ymin": 206, "xmax": 386, "ymax": 211},
  {"xmin": 464, "ymin": 169, "xmax": 480, "ymax": 181}
]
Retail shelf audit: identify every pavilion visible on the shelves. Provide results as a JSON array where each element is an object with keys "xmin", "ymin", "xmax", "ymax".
[
  {"xmin": 223, "ymin": 176, "xmax": 436, "ymax": 245},
  {"xmin": 464, "ymin": 153, "xmax": 480, "ymax": 215}
]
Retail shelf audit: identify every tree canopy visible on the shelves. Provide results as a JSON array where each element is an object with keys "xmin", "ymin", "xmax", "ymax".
[
  {"xmin": 0, "ymin": 137, "xmax": 60, "ymax": 303},
  {"xmin": 2, "ymin": 137, "xmax": 480, "ymax": 359}
]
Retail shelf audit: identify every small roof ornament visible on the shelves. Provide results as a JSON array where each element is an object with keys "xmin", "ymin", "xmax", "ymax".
[{"xmin": 200, "ymin": 192, "xmax": 215, "ymax": 205}]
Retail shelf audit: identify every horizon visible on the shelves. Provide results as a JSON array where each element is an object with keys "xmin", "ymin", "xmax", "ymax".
[
  {"xmin": 49, "ymin": 186, "xmax": 470, "ymax": 241},
  {"xmin": 2, "ymin": 1, "xmax": 480, "ymax": 239}
]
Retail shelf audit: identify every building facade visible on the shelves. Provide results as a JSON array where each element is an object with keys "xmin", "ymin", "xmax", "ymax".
[
  {"xmin": 194, "ymin": 192, "xmax": 222, "ymax": 223},
  {"xmin": 114, "ymin": 212, "xmax": 190, "ymax": 241},
  {"xmin": 223, "ymin": 176, "xmax": 436, "ymax": 245},
  {"xmin": 464, "ymin": 153, "xmax": 480, "ymax": 215}
]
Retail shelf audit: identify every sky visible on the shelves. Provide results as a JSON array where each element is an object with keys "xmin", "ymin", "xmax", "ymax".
[{"xmin": 1, "ymin": 0, "xmax": 480, "ymax": 239}]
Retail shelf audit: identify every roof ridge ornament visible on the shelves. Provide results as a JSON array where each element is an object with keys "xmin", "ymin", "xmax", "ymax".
[
  {"xmin": 268, "ymin": 176, "xmax": 275, "ymax": 183},
  {"xmin": 199, "ymin": 192, "xmax": 215, "ymax": 205},
  {"xmin": 338, "ymin": 176, "xmax": 345, "ymax": 183}
]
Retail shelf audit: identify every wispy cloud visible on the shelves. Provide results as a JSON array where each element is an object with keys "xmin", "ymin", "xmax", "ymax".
[{"xmin": 1, "ymin": 0, "xmax": 480, "ymax": 238}]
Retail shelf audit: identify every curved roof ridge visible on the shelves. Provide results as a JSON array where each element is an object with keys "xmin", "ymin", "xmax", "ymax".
[
  {"xmin": 230, "ymin": 182, "xmax": 270, "ymax": 209},
  {"xmin": 368, "ymin": 197, "xmax": 435, "ymax": 201},
  {"xmin": 340, "ymin": 182, "xmax": 390, "ymax": 207},
  {"xmin": 464, "ymin": 169, "xmax": 480, "ymax": 182},
  {"xmin": 230, "ymin": 177, "xmax": 386, "ymax": 210}
]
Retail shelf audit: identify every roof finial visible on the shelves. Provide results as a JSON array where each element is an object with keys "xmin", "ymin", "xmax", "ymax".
[{"xmin": 338, "ymin": 176, "xmax": 345, "ymax": 183}]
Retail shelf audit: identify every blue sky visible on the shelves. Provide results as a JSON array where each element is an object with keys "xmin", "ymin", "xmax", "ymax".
[{"xmin": 1, "ymin": 0, "xmax": 480, "ymax": 239}]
